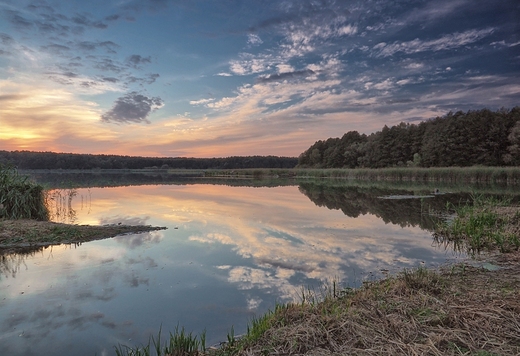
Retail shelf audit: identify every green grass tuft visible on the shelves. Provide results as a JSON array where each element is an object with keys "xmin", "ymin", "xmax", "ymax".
[{"xmin": 0, "ymin": 164, "xmax": 49, "ymax": 220}]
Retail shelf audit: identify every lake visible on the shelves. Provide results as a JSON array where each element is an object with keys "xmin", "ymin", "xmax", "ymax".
[{"xmin": 1, "ymin": 174, "xmax": 513, "ymax": 356}]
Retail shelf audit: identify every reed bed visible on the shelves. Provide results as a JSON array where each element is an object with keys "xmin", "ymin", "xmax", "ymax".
[
  {"xmin": 205, "ymin": 167, "xmax": 520, "ymax": 185},
  {"xmin": 0, "ymin": 164, "xmax": 48, "ymax": 220},
  {"xmin": 434, "ymin": 195, "xmax": 520, "ymax": 254}
]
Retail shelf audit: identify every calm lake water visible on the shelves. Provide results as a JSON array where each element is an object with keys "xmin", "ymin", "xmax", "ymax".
[{"xmin": 2, "ymin": 175, "xmax": 512, "ymax": 356}]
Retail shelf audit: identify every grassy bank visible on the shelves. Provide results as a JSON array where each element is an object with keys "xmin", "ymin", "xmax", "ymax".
[
  {"xmin": 0, "ymin": 165, "xmax": 166, "ymax": 251},
  {"xmin": 0, "ymin": 219, "xmax": 166, "ymax": 251},
  {"xmin": 434, "ymin": 196, "xmax": 520, "ymax": 255},
  {"xmin": 115, "ymin": 198, "xmax": 520, "ymax": 356},
  {"xmin": 204, "ymin": 167, "xmax": 520, "ymax": 184}
]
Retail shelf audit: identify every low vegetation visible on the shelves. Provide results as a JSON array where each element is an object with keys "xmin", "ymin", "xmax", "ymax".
[{"xmin": 435, "ymin": 195, "xmax": 520, "ymax": 254}]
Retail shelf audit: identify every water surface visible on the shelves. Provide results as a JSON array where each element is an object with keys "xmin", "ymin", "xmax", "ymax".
[{"xmin": 0, "ymin": 181, "xmax": 475, "ymax": 355}]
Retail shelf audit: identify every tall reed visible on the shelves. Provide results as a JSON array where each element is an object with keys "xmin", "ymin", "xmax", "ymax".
[
  {"xmin": 114, "ymin": 326, "xmax": 206, "ymax": 356},
  {"xmin": 0, "ymin": 164, "xmax": 49, "ymax": 220}
]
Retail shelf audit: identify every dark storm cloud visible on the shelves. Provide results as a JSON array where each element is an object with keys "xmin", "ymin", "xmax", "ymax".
[
  {"xmin": 255, "ymin": 257, "xmax": 316, "ymax": 273},
  {"xmin": 121, "ymin": 0, "xmax": 179, "ymax": 12},
  {"xmin": 5, "ymin": 10, "xmax": 33, "ymax": 30},
  {"xmin": 0, "ymin": 33, "xmax": 14, "ymax": 45},
  {"xmin": 80, "ymin": 81, "xmax": 97, "ymax": 88},
  {"xmin": 256, "ymin": 69, "xmax": 315, "ymax": 83},
  {"xmin": 71, "ymin": 13, "xmax": 107, "ymax": 29},
  {"xmin": 3, "ymin": 7, "xmax": 109, "ymax": 37},
  {"xmin": 127, "ymin": 54, "xmax": 152, "ymax": 67},
  {"xmin": 102, "ymin": 77, "xmax": 119, "ymax": 83},
  {"xmin": 126, "ymin": 73, "xmax": 160, "ymax": 85},
  {"xmin": 46, "ymin": 70, "xmax": 81, "ymax": 85},
  {"xmin": 40, "ymin": 43, "xmax": 70, "ymax": 54},
  {"xmin": 146, "ymin": 73, "xmax": 160, "ymax": 84},
  {"xmin": 35, "ymin": 20, "xmax": 70, "ymax": 35},
  {"xmin": 99, "ymin": 215, "xmax": 149, "ymax": 226},
  {"xmin": 101, "ymin": 92, "xmax": 164, "ymax": 124},
  {"xmin": 26, "ymin": 3, "xmax": 55, "ymax": 13},
  {"xmin": 105, "ymin": 14, "xmax": 121, "ymax": 21},
  {"xmin": 250, "ymin": 0, "xmax": 351, "ymax": 32},
  {"xmin": 94, "ymin": 58, "xmax": 125, "ymax": 72},
  {"xmin": 125, "ymin": 273, "xmax": 150, "ymax": 287},
  {"xmin": 77, "ymin": 40, "xmax": 119, "ymax": 53},
  {"xmin": 0, "ymin": 94, "xmax": 27, "ymax": 102}
]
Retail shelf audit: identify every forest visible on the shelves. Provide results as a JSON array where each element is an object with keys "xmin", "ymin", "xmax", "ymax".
[
  {"xmin": 0, "ymin": 151, "xmax": 297, "ymax": 170},
  {"xmin": 298, "ymin": 107, "xmax": 520, "ymax": 168}
]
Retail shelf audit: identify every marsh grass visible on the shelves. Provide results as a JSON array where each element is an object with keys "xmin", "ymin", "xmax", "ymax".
[
  {"xmin": 205, "ymin": 167, "xmax": 520, "ymax": 185},
  {"xmin": 0, "ymin": 164, "xmax": 49, "ymax": 220},
  {"xmin": 115, "ymin": 326, "xmax": 206, "ymax": 356},
  {"xmin": 435, "ymin": 194, "xmax": 520, "ymax": 254}
]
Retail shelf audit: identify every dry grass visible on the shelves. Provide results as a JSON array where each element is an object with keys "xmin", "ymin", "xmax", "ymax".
[{"xmin": 234, "ymin": 257, "xmax": 520, "ymax": 356}]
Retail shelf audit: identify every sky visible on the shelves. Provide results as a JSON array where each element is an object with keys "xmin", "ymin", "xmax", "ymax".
[{"xmin": 0, "ymin": 0, "xmax": 519, "ymax": 158}]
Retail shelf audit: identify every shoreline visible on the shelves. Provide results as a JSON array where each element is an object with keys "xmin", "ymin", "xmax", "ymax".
[{"xmin": 0, "ymin": 219, "xmax": 167, "ymax": 252}]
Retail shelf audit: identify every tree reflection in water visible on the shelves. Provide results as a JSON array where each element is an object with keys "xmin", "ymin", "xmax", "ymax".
[
  {"xmin": 298, "ymin": 183, "xmax": 477, "ymax": 231},
  {"xmin": 0, "ymin": 246, "xmax": 45, "ymax": 280}
]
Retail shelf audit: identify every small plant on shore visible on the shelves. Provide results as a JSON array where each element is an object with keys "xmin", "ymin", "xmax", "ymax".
[
  {"xmin": 115, "ymin": 326, "xmax": 206, "ymax": 356},
  {"xmin": 0, "ymin": 164, "xmax": 49, "ymax": 220},
  {"xmin": 435, "ymin": 195, "xmax": 519, "ymax": 254}
]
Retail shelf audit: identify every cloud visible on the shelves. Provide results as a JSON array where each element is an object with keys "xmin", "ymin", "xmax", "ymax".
[
  {"xmin": 126, "ymin": 73, "xmax": 160, "ymax": 85},
  {"xmin": 40, "ymin": 43, "xmax": 71, "ymax": 54},
  {"xmin": 256, "ymin": 69, "xmax": 315, "ymax": 83},
  {"xmin": 229, "ymin": 53, "xmax": 273, "ymax": 75},
  {"xmin": 374, "ymin": 28, "xmax": 495, "ymax": 57},
  {"xmin": 247, "ymin": 33, "xmax": 263, "ymax": 46},
  {"xmin": 77, "ymin": 40, "xmax": 119, "ymax": 53},
  {"xmin": 403, "ymin": 0, "xmax": 470, "ymax": 24},
  {"xmin": 94, "ymin": 58, "xmax": 125, "ymax": 72},
  {"xmin": 190, "ymin": 98, "xmax": 215, "ymax": 105},
  {"xmin": 0, "ymin": 33, "xmax": 14, "ymax": 45},
  {"xmin": 101, "ymin": 92, "xmax": 164, "ymax": 124},
  {"xmin": 127, "ymin": 54, "xmax": 152, "ymax": 67},
  {"xmin": 71, "ymin": 14, "xmax": 107, "ymax": 29},
  {"xmin": 4, "ymin": 10, "xmax": 34, "ymax": 30}
]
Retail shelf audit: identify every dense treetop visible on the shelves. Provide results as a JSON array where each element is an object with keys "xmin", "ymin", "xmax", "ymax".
[
  {"xmin": 298, "ymin": 108, "xmax": 520, "ymax": 168},
  {"xmin": 0, "ymin": 152, "xmax": 297, "ymax": 170}
]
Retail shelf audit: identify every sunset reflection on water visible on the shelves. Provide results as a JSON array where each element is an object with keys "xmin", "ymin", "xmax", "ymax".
[
  {"xmin": 48, "ymin": 184, "xmax": 460, "ymax": 299},
  {"xmin": 1, "ymin": 183, "xmax": 463, "ymax": 356}
]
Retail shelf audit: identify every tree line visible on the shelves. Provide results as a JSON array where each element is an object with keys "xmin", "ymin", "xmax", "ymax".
[
  {"xmin": 0, "ymin": 151, "xmax": 298, "ymax": 170},
  {"xmin": 298, "ymin": 107, "xmax": 520, "ymax": 168}
]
